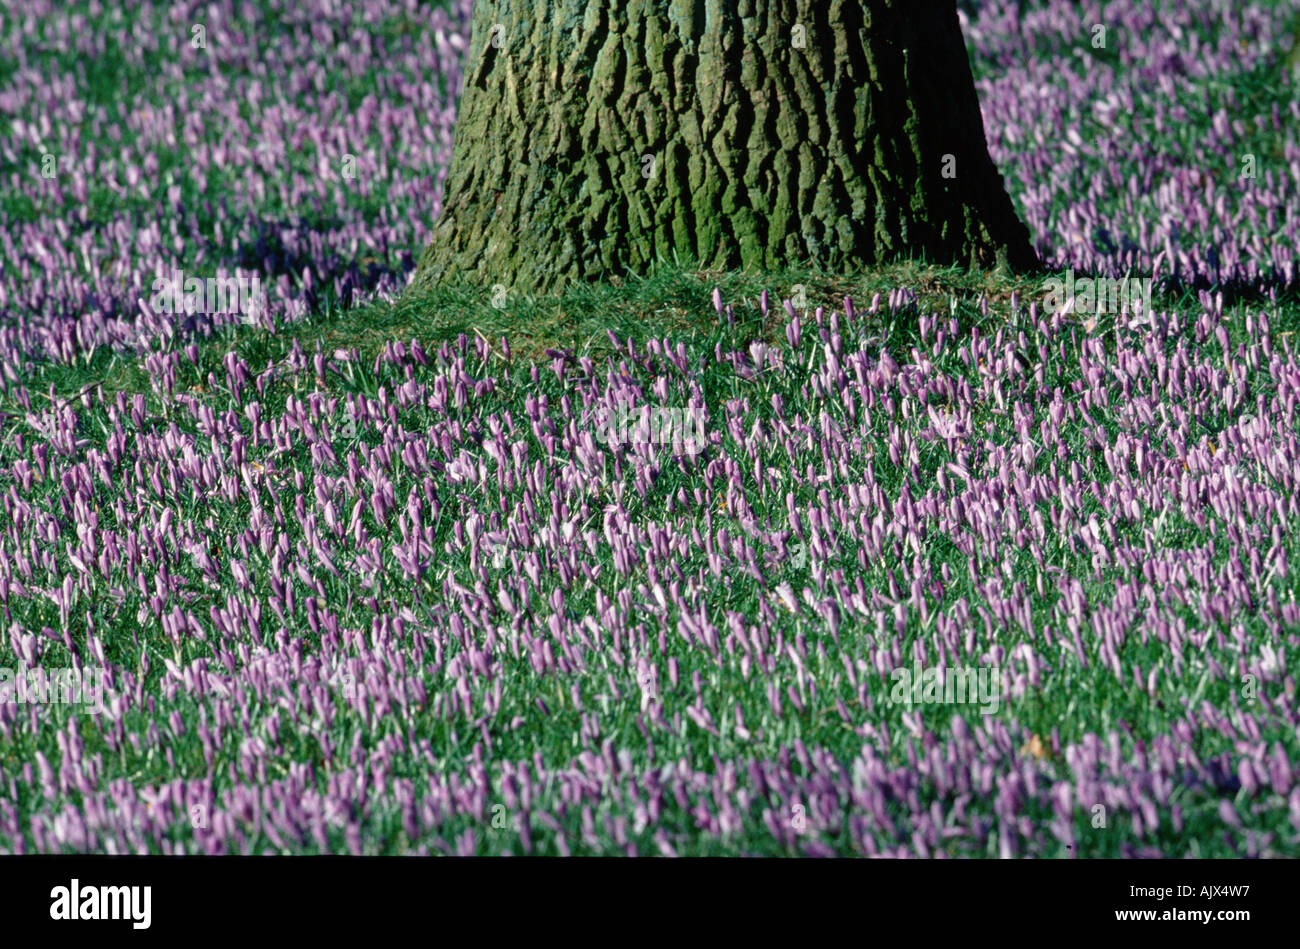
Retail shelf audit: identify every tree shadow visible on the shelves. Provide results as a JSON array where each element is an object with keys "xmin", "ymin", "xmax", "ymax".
[{"xmin": 170, "ymin": 211, "xmax": 419, "ymax": 340}]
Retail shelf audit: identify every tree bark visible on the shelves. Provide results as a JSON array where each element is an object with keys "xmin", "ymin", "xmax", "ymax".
[{"xmin": 410, "ymin": 0, "xmax": 1037, "ymax": 297}]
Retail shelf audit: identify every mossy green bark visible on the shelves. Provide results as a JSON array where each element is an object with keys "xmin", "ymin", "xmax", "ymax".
[{"xmin": 411, "ymin": 0, "xmax": 1037, "ymax": 297}]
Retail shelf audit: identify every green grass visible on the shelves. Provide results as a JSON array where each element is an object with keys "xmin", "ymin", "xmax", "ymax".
[
  {"xmin": 0, "ymin": 260, "xmax": 1078, "ymax": 414},
  {"xmin": 3, "ymin": 257, "xmax": 1298, "ymax": 855}
]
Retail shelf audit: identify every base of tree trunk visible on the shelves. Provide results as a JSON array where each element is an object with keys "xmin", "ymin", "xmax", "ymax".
[{"xmin": 411, "ymin": 0, "xmax": 1038, "ymax": 298}]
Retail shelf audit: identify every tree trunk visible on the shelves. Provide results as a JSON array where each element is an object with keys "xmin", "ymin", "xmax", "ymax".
[{"xmin": 410, "ymin": 0, "xmax": 1037, "ymax": 297}]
